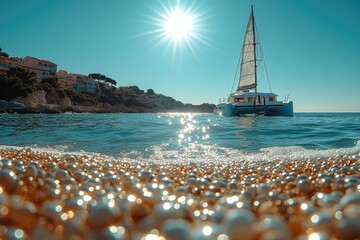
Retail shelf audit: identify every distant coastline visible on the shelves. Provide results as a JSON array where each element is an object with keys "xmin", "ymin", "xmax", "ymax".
[
  {"xmin": 0, "ymin": 97, "xmax": 215, "ymax": 114},
  {"xmin": 0, "ymin": 82, "xmax": 215, "ymax": 114},
  {"xmin": 0, "ymin": 50, "xmax": 215, "ymax": 114}
]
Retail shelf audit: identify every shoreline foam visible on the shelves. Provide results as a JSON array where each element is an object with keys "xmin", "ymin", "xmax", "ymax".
[{"xmin": 2, "ymin": 140, "xmax": 360, "ymax": 163}]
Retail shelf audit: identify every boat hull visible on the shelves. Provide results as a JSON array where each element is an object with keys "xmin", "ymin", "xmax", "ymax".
[{"xmin": 214, "ymin": 101, "xmax": 293, "ymax": 117}]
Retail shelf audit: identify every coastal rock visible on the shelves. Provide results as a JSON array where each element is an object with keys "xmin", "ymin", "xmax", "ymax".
[
  {"xmin": 11, "ymin": 91, "xmax": 47, "ymax": 109},
  {"xmin": 1, "ymin": 84, "xmax": 216, "ymax": 113},
  {"xmin": 25, "ymin": 91, "xmax": 47, "ymax": 107},
  {"xmin": 37, "ymin": 104, "xmax": 62, "ymax": 113},
  {"xmin": 0, "ymin": 100, "xmax": 29, "ymax": 113},
  {"xmin": 46, "ymin": 90, "xmax": 72, "ymax": 106}
]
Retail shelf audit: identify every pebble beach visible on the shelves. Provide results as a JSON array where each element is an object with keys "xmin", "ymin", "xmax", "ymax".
[{"xmin": 0, "ymin": 148, "xmax": 359, "ymax": 240}]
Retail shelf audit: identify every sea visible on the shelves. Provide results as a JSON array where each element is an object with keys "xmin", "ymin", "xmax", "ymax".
[{"xmin": 0, "ymin": 112, "xmax": 359, "ymax": 163}]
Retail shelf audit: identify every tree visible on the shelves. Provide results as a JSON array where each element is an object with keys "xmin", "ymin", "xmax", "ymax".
[
  {"xmin": 8, "ymin": 67, "xmax": 37, "ymax": 84},
  {"xmin": 41, "ymin": 77, "xmax": 59, "ymax": 92},
  {"xmin": 0, "ymin": 52, "xmax": 9, "ymax": 58},
  {"xmin": 147, "ymin": 89, "xmax": 155, "ymax": 95},
  {"xmin": 105, "ymin": 77, "xmax": 117, "ymax": 86},
  {"xmin": 129, "ymin": 86, "xmax": 144, "ymax": 94},
  {"xmin": 89, "ymin": 73, "xmax": 117, "ymax": 86},
  {"xmin": 0, "ymin": 67, "xmax": 41, "ymax": 99},
  {"xmin": 0, "ymin": 47, "xmax": 9, "ymax": 58},
  {"xmin": 89, "ymin": 73, "xmax": 106, "ymax": 82},
  {"xmin": 41, "ymin": 77, "xmax": 58, "ymax": 88}
]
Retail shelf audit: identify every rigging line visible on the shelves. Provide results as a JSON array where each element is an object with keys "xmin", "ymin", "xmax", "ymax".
[
  {"xmin": 231, "ymin": 47, "xmax": 242, "ymax": 94},
  {"xmin": 255, "ymin": 21, "xmax": 272, "ymax": 93}
]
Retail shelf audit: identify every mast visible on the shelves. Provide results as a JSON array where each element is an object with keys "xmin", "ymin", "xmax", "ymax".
[
  {"xmin": 251, "ymin": 5, "xmax": 257, "ymax": 93},
  {"xmin": 236, "ymin": 6, "xmax": 258, "ymax": 92}
]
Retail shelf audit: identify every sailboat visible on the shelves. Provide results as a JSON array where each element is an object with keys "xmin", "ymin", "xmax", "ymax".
[{"xmin": 214, "ymin": 6, "xmax": 293, "ymax": 117}]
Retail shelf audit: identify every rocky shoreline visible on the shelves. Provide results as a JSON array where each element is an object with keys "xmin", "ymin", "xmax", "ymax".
[
  {"xmin": 0, "ymin": 94, "xmax": 216, "ymax": 114},
  {"xmin": 0, "ymin": 100, "xmax": 142, "ymax": 114},
  {"xmin": 1, "ymin": 67, "xmax": 216, "ymax": 114}
]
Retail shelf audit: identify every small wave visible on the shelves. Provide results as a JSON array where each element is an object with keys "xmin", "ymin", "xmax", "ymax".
[
  {"xmin": 1, "ymin": 140, "xmax": 360, "ymax": 164},
  {"xmin": 259, "ymin": 140, "xmax": 360, "ymax": 161}
]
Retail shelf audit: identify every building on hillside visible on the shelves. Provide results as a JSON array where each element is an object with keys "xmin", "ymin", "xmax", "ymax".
[
  {"xmin": 8, "ymin": 57, "xmax": 22, "ymax": 67},
  {"xmin": 0, "ymin": 57, "xmax": 21, "ymax": 71},
  {"xmin": 0, "ymin": 56, "xmax": 56, "ymax": 80},
  {"xmin": 75, "ymin": 75, "xmax": 98, "ymax": 93},
  {"xmin": 20, "ymin": 56, "xmax": 57, "ymax": 80},
  {"xmin": 56, "ymin": 70, "xmax": 98, "ymax": 93},
  {"xmin": 0, "ymin": 58, "xmax": 9, "ymax": 71},
  {"xmin": 21, "ymin": 56, "xmax": 57, "ymax": 74},
  {"xmin": 56, "ymin": 70, "xmax": 77, "ymax": 89},
  {"xmin": 21, "ymin": 65, "xmax": 54, "ymax": 80}
]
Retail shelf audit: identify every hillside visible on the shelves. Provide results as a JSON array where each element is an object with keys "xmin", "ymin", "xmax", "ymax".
[{"xmin": 0, "ymin": 67, "xmax": 215, "ymax": 113}]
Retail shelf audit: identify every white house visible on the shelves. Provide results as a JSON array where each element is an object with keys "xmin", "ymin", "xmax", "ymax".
[
  {"xmin": 56, "ymin": 70, "xmax": 77, "ymax": 89},
  {"xmin": 75, "ymin": 75, "xmax": 98, "ymax": 93},
  {"xmin": 0, "ymin": 58, "xmax": 9, "ymax": 71},
  {"xmin": 20, "ymin": 56, "xmax": 57, "ymax": 80},
  {"xmin": 56, "ymin": 70, "xmax": 98, "ymax": 93},
  {"xmin": 0, "ymin": 57, "xmax": 21, "ymax": 71}
]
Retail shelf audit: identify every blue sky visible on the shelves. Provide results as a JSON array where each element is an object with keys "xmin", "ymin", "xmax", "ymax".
[{"xmin": 1, "ymin": 0, "xmax": 359, "ymax": 112}]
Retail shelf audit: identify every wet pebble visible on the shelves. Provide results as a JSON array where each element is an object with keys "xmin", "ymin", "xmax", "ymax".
[
  {"xmin": 0, "ymin": 169, "xmax": 18, "ymax": 193},
  {"xmin": 25, "ymin": 164, "xmax": 38, "ymax": 178},
  {"xmin": 0, "ymin": 148, "xmax": 359, "ymax": 239}
]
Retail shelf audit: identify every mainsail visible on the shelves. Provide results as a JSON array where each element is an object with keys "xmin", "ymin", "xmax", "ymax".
[{"xmin": 237, "ymin": 7, "xmax": 257, "ymax": 91}]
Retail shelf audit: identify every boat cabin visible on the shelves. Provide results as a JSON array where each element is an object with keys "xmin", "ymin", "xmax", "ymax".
[{"xmin": 228, "ymin": 92, "xmax": 279, "ymax": 105}]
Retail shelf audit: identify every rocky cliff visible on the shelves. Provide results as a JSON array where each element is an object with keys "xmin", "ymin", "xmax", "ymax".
[
  {"xmin": 0, "ymin": 88, "xmax": 215, "ymax": 114},
  {"xmin": 0, "ymin": 67, "xmax": 215, "ymax": 114}
]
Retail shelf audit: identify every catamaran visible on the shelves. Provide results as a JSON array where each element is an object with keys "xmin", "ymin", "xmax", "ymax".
[{"xmin": 214, "ymin": 6, "xmax": 293, "ymax": 117}]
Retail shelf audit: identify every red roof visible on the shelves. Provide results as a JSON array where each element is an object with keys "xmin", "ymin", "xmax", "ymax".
[
  {"xmin": 38, "ymin": 59, "xmax": 57, "ymax": 66},
  {"xmin": 24, "ymin": 56, "xmax": 57, "ymax": 66},
  {"xmin": 7, "ymin": 57, "xmax": 21, "ymax": 62},
  {"xmin": 21, "ymin": 64, "xmax": 51, "ymax": 72},
  {"xmin": 0, "ymin": 58, "xmax": 9, "ymax": 64}
]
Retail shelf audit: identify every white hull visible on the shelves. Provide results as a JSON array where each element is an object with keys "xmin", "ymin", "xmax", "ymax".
[
  {"xmin": 214, "ymin": 92, "xmax": 293, "ymax": 117},
  {"xmin": 214, "ymin": 101, "xmax": 293, "ymax": 117}
]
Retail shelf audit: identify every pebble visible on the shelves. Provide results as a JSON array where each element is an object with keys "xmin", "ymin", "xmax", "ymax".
[
  {"xmin": 0, "ymin": 149, "xmax": 358, "ymax": 239},
  {"xmin": 224, "ymin": 209, "xmax": 256, "ymax": 240},
  {"xmin": 297, "ymin": 179, "xmax": 312, "ymax": 194},
  {"xmin": 162, "ymin": 219, "xmax": 192, "ymax": 240},
  {"xmin": 0, "ymin": 169, "xmax": 18, "ymax": 193},
  {"xmin": 87, "ymin": 202, "xmax": 118, "ymax": 229},
  {"xmin": 54, "ymin": 169, "xmax": 69, "ymax": 181},
  {"xmin": 25, "ymin": 164, "xmax": 38, "ymax": 178}
]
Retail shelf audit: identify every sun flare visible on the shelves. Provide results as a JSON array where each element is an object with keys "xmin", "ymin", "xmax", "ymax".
[
  {"xmin": 163, "ymin": 7, "xmax": 195, "ymax": 42},
  {"xmin": 145, "ymin": 1, "xmax": 210, "ymax": 58}
]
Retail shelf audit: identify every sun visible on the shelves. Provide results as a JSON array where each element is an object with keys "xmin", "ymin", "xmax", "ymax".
[
  {"xmin": 145, "ymin": 1, "xmax": 210, "ymax": 59},
  {"xmin": 163, "ymin": 7, "xmax": 195, "ymax": 42}
]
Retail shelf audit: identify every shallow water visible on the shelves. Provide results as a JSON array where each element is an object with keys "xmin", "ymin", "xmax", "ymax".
[{"xmin": 1, "ymin": 112, "xmax": 359, "ymax": 161}]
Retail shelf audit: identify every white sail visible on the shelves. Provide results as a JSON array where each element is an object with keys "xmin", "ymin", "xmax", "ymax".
[
  {"xmin": 215, "ymin": 6, "xmax": 294, "ymax": 117},
  {"xmin": 237, "ymin": 8, "xmax": 256, "ymax": 91}
]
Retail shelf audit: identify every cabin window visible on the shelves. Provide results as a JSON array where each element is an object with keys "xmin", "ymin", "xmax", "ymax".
[
  {"xmin": 269, "ymin": 96, "xmax": 276, "ymax": 102},
  {"xmin": 234, "ymin": 97, "xmax": 245, "ymax": 102},
  {"xmin": 248, "ymin": 97, "xmax": 254, "ymax": 102}
]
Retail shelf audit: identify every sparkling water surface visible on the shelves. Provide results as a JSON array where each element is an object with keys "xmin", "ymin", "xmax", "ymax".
[{"xmin": 1, "ymin": 113, "xmax": 359, "ymax": 161}]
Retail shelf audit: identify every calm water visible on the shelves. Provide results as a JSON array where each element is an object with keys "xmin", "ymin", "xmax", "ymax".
[{"xmin": 1, "ymin": 113, "xmax": 359, "ymax": 162}]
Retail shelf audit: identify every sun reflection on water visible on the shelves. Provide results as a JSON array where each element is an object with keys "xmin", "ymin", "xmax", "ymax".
[{"xmin": 165, "ymin": 113, "xmax": 211, "ymax": 145}]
